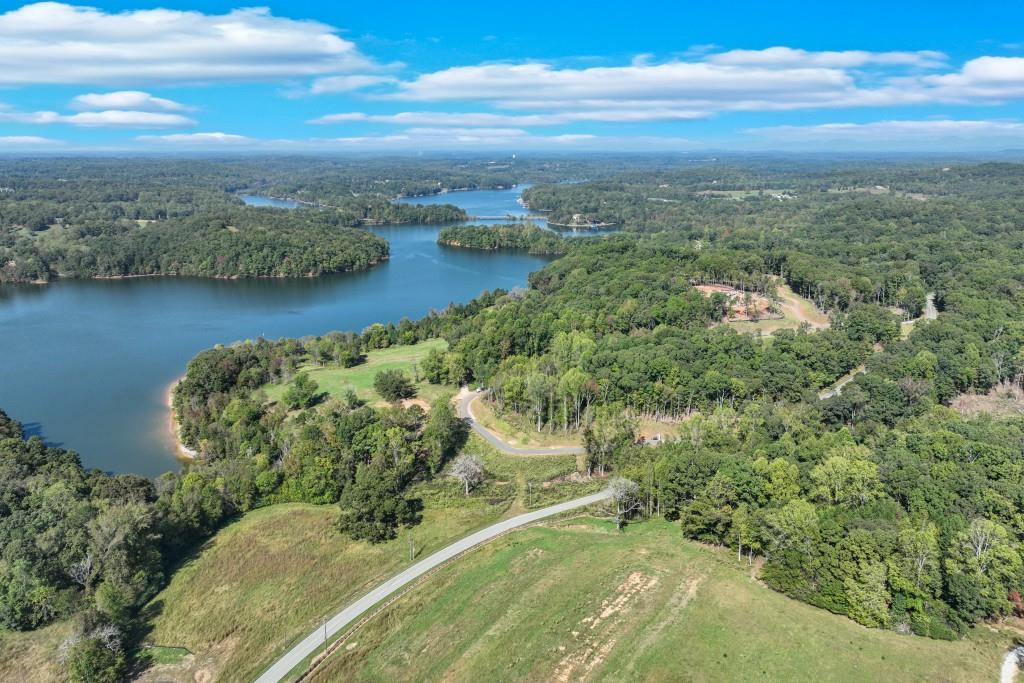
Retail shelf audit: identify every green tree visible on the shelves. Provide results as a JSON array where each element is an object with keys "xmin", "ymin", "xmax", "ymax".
[
  {"xmin": 373, "ymin": 369, "xmax": 415, "ymax": 403},
  {"xmin": 283, "ymin": 372, "xmax": 319, "ymax": 410},
  {"xmin": 337, "ymin": 464, "xmax": 422, "ymax": 543}
]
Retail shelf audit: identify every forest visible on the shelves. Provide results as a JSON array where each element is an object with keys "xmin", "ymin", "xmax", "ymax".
[
  {"xmin": 0, "ymin": 158, "xmax": 489, "ymax": 283},
  {"xmin": 6, "ymin": 157, "xmax": 1024, "ymax": 680},
  {"xmin": 436, "ymin": 223, "xmax": 569, "ymax": 255}
]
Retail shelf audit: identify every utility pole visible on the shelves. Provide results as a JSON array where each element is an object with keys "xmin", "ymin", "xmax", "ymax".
[{"xmin": 408, "ymin": 534, "xmax": 415, "ymax": 562}]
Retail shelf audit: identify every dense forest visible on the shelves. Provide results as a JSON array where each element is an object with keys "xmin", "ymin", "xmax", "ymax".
[
  {"xmin": 0, "ymin": 158, "xmax": 504, "ymax": 283},
  {"xmin": 7, "ymin": 157, "xmax": 1024, "ymax": 670},
  {"xmin": 2, "ymin": 207, "xmax": 390, "ymax": 281},
  {"xmin": 437, "ymin": 223, "xmax": 569, "ymax": 255}
]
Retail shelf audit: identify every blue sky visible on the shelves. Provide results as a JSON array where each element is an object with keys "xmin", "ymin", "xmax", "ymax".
[{"xmin": 1, "ymin": 1, "xmax": 1024, "ymax": 152}]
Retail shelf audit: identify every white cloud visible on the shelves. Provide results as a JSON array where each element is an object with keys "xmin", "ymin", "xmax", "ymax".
[
  {"xmin": 707, "ymin": 47, "xmax": 946, "ymax": 69},
  {"xmin": 0, "ymin": 135, "xmax": 59, "ymax": 145},
  {"xmin": 61, "ymin": 110, "xmax": 195, "ymax": 128},
  {"xmin": 0, "ymin": 108, "xmax": 195, "ymax": 128},
  {"xmin": 137, "ymin": 132, "xmax": 251, "ymax": 143},
  {"xmin": 922, "ymin": 57, "xmax": 1024, "ymax": 100},
  {"xmin": 324, "ymin": 129, "xmax": 668, "ymax": 150},
  {"xmin": 70, "ymin": 91, "xmax": 190, "ymax": 112},
  {"xmin": 0, "ymin": 3, "xmax": 378, "ymax": 84},
  {"xmin": 390, "ymin": 61, "xmax": 856, "ymax": 106},
  {"xmin": 381, "ymin": 49, "xmax": 1024, "ymax": 115},
  {"xmin": 309, "ymin": 75, "xmax": 398, "ymax": 95},
  {"xmin": 125, "ymin": 129, "xmax": 692, "ymax": 152},
  {"xmin": 309, "ymin": 109, "xmax": 709, "ymax": 126},
  {"xmin": 746, "ymin": 119, "xmax": 1024, "ymax": 149}
]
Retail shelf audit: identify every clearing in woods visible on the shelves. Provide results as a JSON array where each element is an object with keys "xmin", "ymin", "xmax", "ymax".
[
  {"xmin": 261, "ymin": 339, "xmax": 448, "ymax": 408},
  {"xmin": 305, "ymin": 518, "xmax": 1008, "ymax": 682},
  {"xmin": 697, "ymin": 280, "xmax": 829, "ymax": 336}
]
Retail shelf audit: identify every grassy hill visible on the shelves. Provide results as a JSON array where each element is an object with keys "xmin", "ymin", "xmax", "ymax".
[
  {"xmin": 262, "ymin": 339, "xmax": 448, "ymax": 407},
  {"xmin": 137, "ymin": 441, "xmax": 591, "ymax": 683},
  {"xmin": 308, "ymin": 518, "xmax": 1009, "ymax": 682},
  {"xmin": 0, "ymin": 620, "xmax": 74, "ymax": 683},
  {"xmin": 138, "ymin": 494, "xmax": 507, "ymax": 683}
]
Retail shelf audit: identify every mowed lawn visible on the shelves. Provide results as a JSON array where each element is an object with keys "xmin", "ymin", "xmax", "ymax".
[
  {"xmin": 262, "ymin": 339, "xmax": 448, "ymax": 407},
  {"xmin": 309, "ymin": 519, "xmax": 1009, "ymax": 683},
  {"xmin": 139, "ymin": 494, "xmax": 508, "ymax": 683}
]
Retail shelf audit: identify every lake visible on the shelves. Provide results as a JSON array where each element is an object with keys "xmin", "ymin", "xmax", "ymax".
[{"xmin": 0, "ymin": 187, "xmax": 549, "ymax": 476}]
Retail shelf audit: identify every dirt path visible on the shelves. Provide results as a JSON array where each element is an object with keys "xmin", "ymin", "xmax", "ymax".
[
  {"xmin": 819, "ymin": 292, "xmax": 937, "ymax": 400},
  {"xmin": 777, "ymin": 283, "xmax": 829, "ymax": 329},
  {"xmin": 1001, "ymin": 647, "xmax": 1023, "ymax": 683}
]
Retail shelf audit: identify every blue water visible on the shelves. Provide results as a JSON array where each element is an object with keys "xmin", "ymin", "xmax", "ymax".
[
  {"xmin": 239, "ymin": 194, "xmax": 301, "ymax": 209},
  {"xmin": 0, "ymin": 187, "xmax": 548, "ymax": 476}
]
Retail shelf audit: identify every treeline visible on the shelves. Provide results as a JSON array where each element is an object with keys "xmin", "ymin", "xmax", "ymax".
[
  {"xmin": 437, "ymin": 223, "xmax": 569, "ymax": 255},
  {"xmin": 171, "ymin": 333, "xmax": 467, "ymax": 533},
  {"xmin": 612, "ymin": 403, "xmax": 1024, "ymax": 639},
  {"xmin": 1, "ymin": 408, "xmax": 181, "ymax": 680},
  {"xmin": 2, "ymin": 207, "xmax": 389, "ymax": 282},
  {"xmin": 411, "ymin": 237, "xmax": 890, "ymax": 425},
  {"xmin": 0, "ymin": 157, "xmax": 487, "ymax": 283}
]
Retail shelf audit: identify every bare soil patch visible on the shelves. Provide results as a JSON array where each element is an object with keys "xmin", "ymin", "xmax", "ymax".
[{"xmin": 553, "ymin": 571, "xmax": 660, "ymax": 682}]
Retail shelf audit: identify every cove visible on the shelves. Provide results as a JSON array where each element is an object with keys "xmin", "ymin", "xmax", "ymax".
[{"xmin": 0, "ymin": 188, "xmax": 548, "ymax": 477}]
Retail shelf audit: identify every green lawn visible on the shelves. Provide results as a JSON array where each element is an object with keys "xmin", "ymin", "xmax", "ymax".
[
  {"xmin": 262, "ymin": 339, "xmax": 448, "ymax": 407},
  {"xmin": 309, "ymin": 518, "xmax": 1010, "ymax": 683}
]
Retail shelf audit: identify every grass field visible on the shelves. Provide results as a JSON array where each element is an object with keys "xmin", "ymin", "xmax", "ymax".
[
  {"xmin": 728, "ymin": 282, "xmax": 829, "ymax": 336},
  {"xmin": 0, "ymin": 619, "xmax": 74, "ymax": 683},
  {"xmin": 138, "ymin": 495, "xmax": 509, "ymax": 683},
  {"xmin": 308, "ymin": 518, "xmax": 1010, "ymax": 683},
  {"xmin": 262, "ymin": 339, "xmax": 448, "ymax": 407}
]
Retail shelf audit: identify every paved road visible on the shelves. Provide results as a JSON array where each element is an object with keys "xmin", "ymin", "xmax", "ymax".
[
  {"xmin": 254, "ymin": 490, "xmax": 611, "ymax": 683},
  {"xmin": 456, "ymin": 389, "xmax": 586, "ymax": 455}
]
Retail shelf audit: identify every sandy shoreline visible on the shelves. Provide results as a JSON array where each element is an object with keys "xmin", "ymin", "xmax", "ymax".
[{"xmin": 166, "ymin": 377, "xmax": 197, "ymax": 460}]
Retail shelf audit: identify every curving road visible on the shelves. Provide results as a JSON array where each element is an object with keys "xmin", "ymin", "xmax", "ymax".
[
  {"xmin": 456, "ymin": 388, "xmax": 585, "ymax": 455},
  {"xmin": 254, "ymin": 490, "xmax": 611, "ymax": 683}
]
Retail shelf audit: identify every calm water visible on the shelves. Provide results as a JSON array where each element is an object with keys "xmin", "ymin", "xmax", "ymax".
[
  {"xmin": 238, "ymin": 194, "xmax": 300, "ymax": 209},
  {"xmin": 0, "ymin": 188, "xmax": 548, "ymax": 476}
]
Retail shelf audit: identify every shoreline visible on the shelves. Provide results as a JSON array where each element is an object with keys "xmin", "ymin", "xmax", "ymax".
[
  {"xmin": 11, "ymin": 256, "xmax": 390, "ymax": 287},
  {"xmin": 166, "ymin": 378, "xmax": 197, "ymax": 461}
]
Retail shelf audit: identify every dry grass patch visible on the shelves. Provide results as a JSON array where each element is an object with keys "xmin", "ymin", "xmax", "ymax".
[
  {"xmin": 953, "ymin": 383, "xmax": 1024, "ymax": 418},
  {"xmin": 140, "ymin": 497, "xmax": 507, "ymax": 683}
]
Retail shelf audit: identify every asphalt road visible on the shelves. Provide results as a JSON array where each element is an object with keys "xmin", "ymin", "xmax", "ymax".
[
  {"xmin": 254, "ymin": 489, "xmax": 611, "ymax": 683},
  {"xmin": 456, "ymin": 389, "xmax": 586, "ymax": 455}
]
